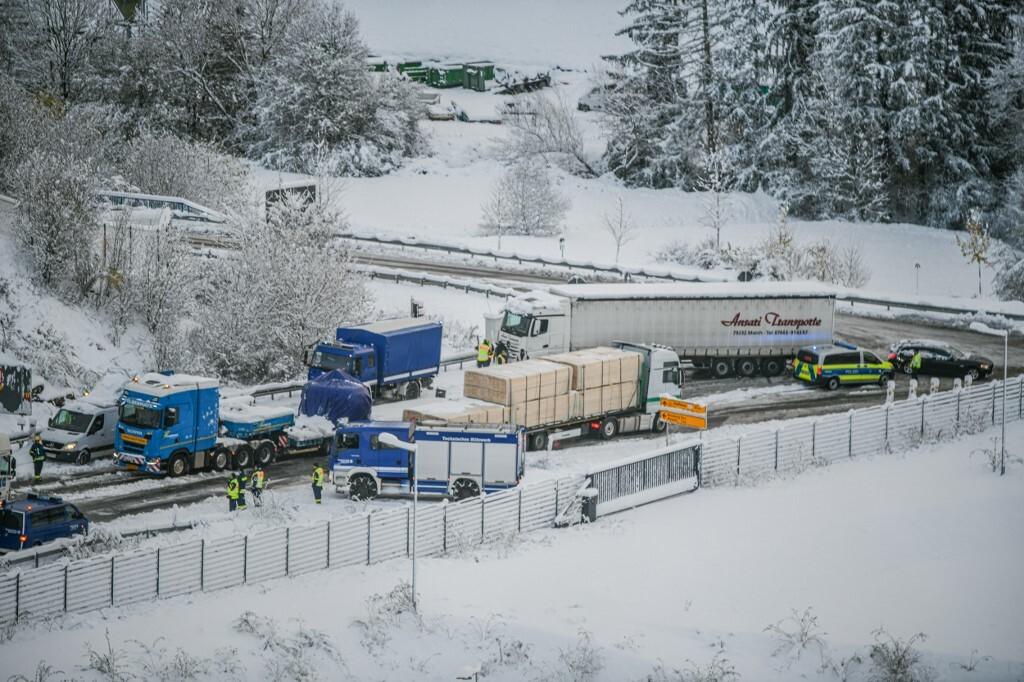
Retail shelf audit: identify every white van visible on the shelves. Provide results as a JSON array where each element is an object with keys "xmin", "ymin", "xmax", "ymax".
[{"xmin": 40, "ymin": 398, "xmax": 118, "ymax": 465}]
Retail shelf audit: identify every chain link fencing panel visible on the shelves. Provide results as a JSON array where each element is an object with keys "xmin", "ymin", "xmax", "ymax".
[
  {"xmin": 289, "ymin": 522, "xmax": 329, "ymax": 576},
  {"xmin": 66, "ymin": 558, "xmax": 111, "ymax": 613},
  {"xmin": 202, "ymin": 536, "xmax": 245, "ymax": 592},
  {"xmin": 246, "ymin": 526, "xmax": 287, "ymax": 583},
  {"xmin": 113, "ymin": 550, "xmax": 157, "ymax": 607}
]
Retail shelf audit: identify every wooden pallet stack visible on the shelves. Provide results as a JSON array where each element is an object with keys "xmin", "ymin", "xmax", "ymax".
[{"xmin": 463, "ymin": 360, "xmax": 571, "ymax": 428}]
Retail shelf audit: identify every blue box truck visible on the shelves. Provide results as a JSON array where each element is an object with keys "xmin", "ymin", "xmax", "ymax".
[
  {"xmin": 114, "ymin": 373, "xmax": 331, "ymax": 476},
  {"xmin": 329, "ymin": 421, "xmax": 525, "ymax": 500},
  {"xmin": 304, "ymin": 318, "xmax": 442, "ymax": 401}
]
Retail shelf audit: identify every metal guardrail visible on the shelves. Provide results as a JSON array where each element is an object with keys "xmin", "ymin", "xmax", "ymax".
[{"xmin": 838, "ymin": 294, "xmax": 1024, "ymax": 322}]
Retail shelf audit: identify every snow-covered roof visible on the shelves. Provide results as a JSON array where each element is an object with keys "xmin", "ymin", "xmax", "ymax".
[
  {"xmin": 220, "ymin": 404, "xmax": 293, "ymax": 422},
  {"xmin": 350, "ymin": 318, "xmax": 437, "ymax": 334},
  {"xmin": 506, "ymin": 290, "xmax": 566, "ymax": 315},
  {"xmin": 126, "ymin": 373, "xmax": 219, "ymax": 397},
  {"xmin": 549, "ymin": 282, "xmax": 837, "ymax": 301},
  {"xmin": 56, "ymin": 399, "xmax": 109, "ymax": 415}
]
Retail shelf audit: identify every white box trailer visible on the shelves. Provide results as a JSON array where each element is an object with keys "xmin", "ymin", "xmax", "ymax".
[{"xmin": 496, "ymin": 282, "xmax": 836, "ymax": 379}]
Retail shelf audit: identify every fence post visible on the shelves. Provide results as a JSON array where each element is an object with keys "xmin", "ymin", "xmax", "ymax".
[
  {"xmin": 848, "ymin": 412, "xmax": 853, "ymax": 458},
  {"xmin": 63, "ymin": 565, "xmax": 68, "ymax": 612},
  {"xmin": 517, "ymin": 488, "xmax": 523, "ymax": 533},
  {"xmin": 992, "ymin": 381, "xmax": 997, "ymax": 424},
  {"xmin": 243, "ymin": 536, "xmax": 248, "ymax": 583},
  {"xmin": 365, "ymin": 516, "xmax": 371, "ymax": 566},
  {"xmin": 110, "ymin": 557, "xmax": 116, "ymax": 606},
  {"xmin": 774, "ymin": 431, "xmax": 779, "ymax": 471},
  {"xmin": 200, "ymin": 539, "xmax": 205, "ymax": 591},
  {"xmin": 735, "ymin": 437, "xmax": 742, "ymax": 483},
  {"xmin": 14, "ymin": 574, "xmax": 19, "ymax": 623},
  {"xmin": 406, "ymin": 508, "xmax": 411, "ymax": 557},
  {"xmin": 956, "ymin": 390, "xmax": 961, "ymax": 430},
  {"xmin": 326, "ymin": 521, "xmax": 331, "ymax": 569},
  {"xmin": 443, "ymin": 503, "xmax": 448, "ymax": 554},
  {"xmin": 811, "ymin": 422, "xmax": 817, "ymax": 459},
  {"xmin": 884, "ymin": 405, "xmax": 889, "ymax": 450},
  {"xmin": 1019, "ymin": 376, "xmax": 1023, "ymax": 420},
  {"xmin": 156, "ymin": 547, "xmax": 161, "ymax": 596},
  {"xmin": 480, "ymin": 495, "xmax": 486, "ymax": 543},
  {"xmin": 285, "ymin": 529, "xmax": 291, "ymax": 575},
  {"xmin": 920, "ymin": 398, "xmax": 926, "ymax": 439},
  {"xmin": 554, "ymin": 481, "xmax": 560, "ymax": 518}
]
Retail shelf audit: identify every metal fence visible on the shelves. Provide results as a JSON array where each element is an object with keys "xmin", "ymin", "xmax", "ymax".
[
  {"xmin": 699, "ymin": 376, "xmax": 1024, "ymax": 487},
  {"xmin": 0, "ymin": 476, "xmax": 581, "ymax": 626},
  {"xmin": 587, "ymin": 442, "xmax": 701, "ymax": 516}
]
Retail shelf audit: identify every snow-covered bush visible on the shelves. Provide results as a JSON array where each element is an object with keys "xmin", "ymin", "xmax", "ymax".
[
  {"xmin": 17, "ymin": 322, "xmax": 98, "ymax": 390},
  {"xmin": 481, "ymin": 158, "xmax": 570, "ymax": 244},
  {"xmin": 234, "ymin": 611, "xmax": 342, "ymax": 680},
  {"xmin": 354, "ymin": 581, "xmax": 420, "ymax": 652},
  {"xmin": 0, "ymin": 75, "xmax": 57, "ymax": 193},
  {"xmin": 556, "ymin": 628, "xmax": 604, "ymax": 682},
  {"xmin": 994, "ymin": 248, "xmax": 1024, "ymax": 302},
  {"xmin": 867, "ymin": 629, "xmax": 934, "ymax": 682},
  {"xmin": 83, "ymin": 629, "xmax": 134, "ymax": 682},
  {"xmin": 113, "ymin": 132, "xmax": 249, "ymax": 212},
  {"xmin": 645, "ymin": 650, "xmax": 739, "ymax": 682},
  {"xmin": 11, "ymin": 149, "xmax": 101, "ymax": 294},
  {"xmin": 6, "ymin": 661, "xmax": 66, "ymax": 682},
  {"xmin": 500, "ymin": 91, "xmax": 599, "ymax": 177},
  {"xmin": 245, "ymin": 4, "xmax": 422, "ymax": 176},
  {"xmin": 764, "ymin": 607, "xmax": 829, "ymax": 668},
  {"xmin": 188, "ymin": 197, "xmax": 370, "ymax": 383}
]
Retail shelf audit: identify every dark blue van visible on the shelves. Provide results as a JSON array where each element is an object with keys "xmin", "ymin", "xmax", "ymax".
[{"xmin": 0, "ymin": 494, "xmax": 89, "ymax": 552}]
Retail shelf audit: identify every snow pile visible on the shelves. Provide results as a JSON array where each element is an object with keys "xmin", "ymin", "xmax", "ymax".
[{"xmin": 289, "ymin": 414, "xmax": 336, "ymax": 441}]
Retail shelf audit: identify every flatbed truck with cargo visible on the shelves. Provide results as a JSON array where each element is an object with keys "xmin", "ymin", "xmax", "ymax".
[{"xmin": 114, "ymin": 373, "xmax": 329, "ymax": 476}]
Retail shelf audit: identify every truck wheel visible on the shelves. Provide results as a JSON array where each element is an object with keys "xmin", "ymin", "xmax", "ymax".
[
  {"xmin": 452, "ymin": 479, "xmax": 480, "ymax": 500},
  {"xmin": 529, "ymin": 431, "xmax": 548, "ymax": 451},
  {"xmin": 826, "ymin": 376, "xmax": 840, "ymax": 391},
  {"xmin": 349, "ymin": 475, "xmax": 378, "ymax": 500},
  {"xmin": 211, "ymin": 447, "xmax": 230, "ymax": 471},
  {"xmin": 599, "ymin": 418, "xmax": 618, "ymax": 440},
  {"xmin": 404, "ymin": 381, "xmax": 421, "ymax": 400},
  {"xmin": 652, "ymin": 413, "xmax": 666, "ymax": 433},
  {"xmin": 711, "ymin": 359, "xmax": 733, "ymax": 379},
  {"xmin": 762, "ymin": 358, "xmax": 784, "ymax": 377},
  {"xmin": 234, "ymin": 445, "xmax": 253, "ymax": 469},
  {"xmin": 736, "ymin": 358, "xmax": 759, "ymax": 377},
  {"xmin": 256, "ymin": 442, "xmax": 275, "ymax": 466},
  {"xmin": 75, "ymin": 449, "xmax": 91, "ymax": 465},
  {"xmin": 168, "ymin": 452, "xmax": 189, "ymax": 477}
]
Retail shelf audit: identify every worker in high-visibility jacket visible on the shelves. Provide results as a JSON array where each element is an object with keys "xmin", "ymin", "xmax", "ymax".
[
  {"xmin": 251, "ymin": 466, "xmax": 267, "ymax": 507},
  {"xmin": 910, "ymin": 350, "xmax": 923, "ymax": 380},
  {"xmin": 237, "ymin": 470, "xmax": 249, "ymax": 511},
  {"xmin": 227, "ymin": 475, "xmax": 240, "ymax": 512},
  {"xmin": 30, "ymin": 435, "xmax": 46, "ymax": 482},
  {"xmin": 311, "ymin": 464, "xmax": 325, "ymax": 504},
  {"xmin": 477, "ymin": 339, "xmax": 492, "ymax": 367}
]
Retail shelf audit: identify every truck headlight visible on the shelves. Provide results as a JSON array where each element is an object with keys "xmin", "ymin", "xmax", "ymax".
[{"xmin": 64, "ymin": 442, "xmax": 77, "ymax": 450}]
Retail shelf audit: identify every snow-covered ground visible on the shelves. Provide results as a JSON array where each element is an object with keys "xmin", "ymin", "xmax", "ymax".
[{"xmin": 4, "ymin": 423, "xmax": 1021, "ymax": 681}]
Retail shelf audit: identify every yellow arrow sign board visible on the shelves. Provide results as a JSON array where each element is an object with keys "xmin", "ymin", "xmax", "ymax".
[
  {"xmin": 661, "ymin": 410, "xmax": 708, "ymax": 429},
  {"xmin": 660, "ymin": 396, "xmax": 707, "ymax": 414}
]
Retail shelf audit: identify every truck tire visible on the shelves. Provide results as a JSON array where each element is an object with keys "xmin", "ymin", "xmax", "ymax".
[
  {"xmin": 711, "ymin": 358, "xmax": 733, "ymax": 379},
  {"xmin": 599, "ymin": 418, "xmax": 618, "ymax": 440},
  {"xmin": 211, "ymin": 447, "xmax": 230, "ymax": 471},
  {"xmin": 168, "ymin": 452, "xmax": 190, "ymax": 477},
  {"xmin": 256, "ymin": 442, "xmax": 275, "ymax": 467},
  {"xmin": 404, "ymin": 381, "xmax": 421, "ymax": 400},
  {"xmin": 762, "ymin": 358, "xmax": 784, "ymax": 377},
  {"xmin": 529, "ymin": 431, "xmax": 548, "ymax": 451},
  {"xmin": 736, "ymin": 358, "xmax": 759, "ymax": 377},
  {"xmin": 75, "ymin": 449, "xmax": 91, "ymax": 465},
  {"xmin": 652, "ymin": 413, "xmax": 666, "ymax": 433},
  {"xmin": 452, "ymin": 478, "xmax": 480, "ymax": 500},
  {"xmin": 234, "ymin": 445, "xmax": 253, "ymax": 469},
  {"xmin": 349, "ymin": 475, "xmax": 378, "ymax": 500}
]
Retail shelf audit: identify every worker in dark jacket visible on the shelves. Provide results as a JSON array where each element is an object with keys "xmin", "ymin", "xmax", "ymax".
[
  {"xmin": 30, "ymin": 435, "xmax": 46, "ymax": 482},
  {"xmin": 236, "ymin": 470, "xmax": 249, "ymax": 510},
  {"xmin": 312, "ymin": 464, "xmax": 325, "ymax": 504},
  {"xmin": 227, "ymin": 474, "xmax": 240, "ymax": 512}
]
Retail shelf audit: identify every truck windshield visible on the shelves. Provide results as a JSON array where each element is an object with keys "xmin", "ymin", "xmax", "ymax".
[
  {"xmin": 310, "ymin": 350, "xmax": 352, "ymax": 373},
  {"xmin": 501, "ymin": 312, "xmax": 532, "ymax": 336},
  {"xmin": 1, "ymin": 510, "xmax": 22, "ymax": 532},
  {"xmin": 49, "ymin": 409, "xmax": 92, "ymax": 433},
  {"xmin": 119, "ymin": 403, "xmax": 162, "ymax": 429}
]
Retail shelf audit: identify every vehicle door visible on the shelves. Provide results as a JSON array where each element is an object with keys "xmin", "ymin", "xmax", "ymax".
[
  {"xmin": 0, "ymin": 509, "xmax": 24, "ymax": 550},
  {"xmin": 369, "ymin": 433, "xmax": 407, "ymax": 479},
  {"xmin": 65, "ymin": 505, "xmax": 88, "ymax": 536},
  {"xmin": 861, "ymin": 351, "xmax": 887, "ymax": 380},
  {"xmin": 824, "ymin": 352, "xmax": 860, "ymax": 383},
  {"xmin": 28, "ymin": 508, "xmax": 59, "ymax": 544},
  {"xmin": 84, "ymin": 413, "xmax": 110, "ymax": 455},
  {"xmin": 530, "ymin": 318, "xmax": 552, "ymax": 352},
  {"xmin": 163, "ymin": 396, "xmax": 194, "ymax": 452},
  {"xmin": 331, "ymin": 431, "xmax": 361, "ymax": 469},
  {"xmin": 922, "ymin": 348, "xmax": 952, "ymax": 376}
]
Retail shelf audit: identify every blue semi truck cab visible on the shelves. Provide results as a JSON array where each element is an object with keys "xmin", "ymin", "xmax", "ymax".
[
  {"xmin": 115, "ymin": 373, "xmax": 328, "ymax": 476},
  {"xmin": 329, "ymin": 421, "xmax": 525, "ymax": 500},
  {"xmin": 305, "ymin": 318, "xmax": 442, "ymax": 401}
]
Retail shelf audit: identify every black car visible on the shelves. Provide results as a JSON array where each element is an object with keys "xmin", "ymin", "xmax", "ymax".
[{"xmin": 887, "ymin": 340, "xmax": 994, "ymax": 379}]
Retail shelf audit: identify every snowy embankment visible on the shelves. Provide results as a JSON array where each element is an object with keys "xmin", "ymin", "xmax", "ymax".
[{"xmin": 5, "ymin": 423, "xmax": 1021, "ymax": 681}]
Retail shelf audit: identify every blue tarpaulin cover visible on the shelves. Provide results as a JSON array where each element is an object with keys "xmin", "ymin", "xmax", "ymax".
[{"xmin": 298, "ymin": 370, "xmax": 372, "ymax": 424}]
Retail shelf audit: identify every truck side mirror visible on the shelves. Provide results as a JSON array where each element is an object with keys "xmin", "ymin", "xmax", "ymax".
[{"xmin": 165, "ymin": 407, "xmax": 178, "ymax": 427}]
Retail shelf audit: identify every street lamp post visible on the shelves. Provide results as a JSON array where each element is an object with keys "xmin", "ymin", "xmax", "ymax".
[
  {"xmin": 378, "ymin": 432, "xmax": 419, "ymax": 607},
  {"xmin": 914, "ymin": 263, "xmax": 921, "ymax": 295},
  {"xmin": 969, "ymin": 323, "xmax": 1009, "ymax": 476}
]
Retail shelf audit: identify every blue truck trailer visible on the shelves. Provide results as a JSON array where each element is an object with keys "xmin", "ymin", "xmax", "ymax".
[
  {"xmin": 114, "ymin": 373, "xmax": 332, "ymax": 476},
  {"xmin": 304, "ymin": 318, "xmax": 442, "ymax": 400},
  {"xmin": 329, "ymin": 421, "xmax": 525, "ymax": 500}
]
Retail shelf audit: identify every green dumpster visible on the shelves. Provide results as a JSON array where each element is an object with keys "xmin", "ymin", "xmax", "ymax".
[
  {"xmin": 427, "ymin": 64, "xmax": 465, "ymax": 88},
  {"xmin": 464, "ymin": 61, "xmax": 495, "ymax": 81},
  {"xmin": 464, "ymin": 67, "xmax": 487, "ymax": 92}
]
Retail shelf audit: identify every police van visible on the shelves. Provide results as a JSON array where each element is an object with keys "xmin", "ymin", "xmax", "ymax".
[
  {"xmin": 792, "ymin": 342, "xmax": 894, "ymax": 390},
  {"xmin": 0, "ymin": 494, "xmax": 89, "ymax": 552}
]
